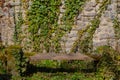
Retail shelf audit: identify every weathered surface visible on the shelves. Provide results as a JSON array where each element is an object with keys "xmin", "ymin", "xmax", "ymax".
[
  {"xmin": 93, "ymin": 0, "xmax": 118, "ymax": 50},
  {"xmin": 30, "ymin": 53, "xmax": 94, "ymax": 62},
  {"xmin": 61, "ymin": 0, "xmax": 100, "ymax": 53},
  {"xmin": 0, "ymin": 0, "xmax": 120, "ymax": 53}
]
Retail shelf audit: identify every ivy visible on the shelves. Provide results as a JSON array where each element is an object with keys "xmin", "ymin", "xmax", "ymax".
[
  {"xmin": 62, "ymin": 0, "xmax": 85, "ymax": 31},
  {"xmin": 113, "ymin": 17, "xmax": 120, "ymax": 39},
  {"xmin": 71, "ymin": 0, "xmax": 111, "ymax": 54},
  {"xmin": 14, "ymin": 0, "xmax": 24, "ymax": 44},
  {"xmin": 27, "ymin": 0, "xmax": 61, "ymax": 52},
  {"xmin": 27, "ymin": 0, "xmax": 86, "ymax": 53},
  {"xmin": 0, "ymin": 45, "xmax": 28, "ymax": 76},
  {"xmin": 47, "ymin": 0, "xmax": 85, "ymax": 53},
  {"xmin": 78, "ymin": 17, "xmax": 100, "ymax": 54},
  {"xmin": 94, "ymin": 45, "xmax": 120, "ymax": 80}
]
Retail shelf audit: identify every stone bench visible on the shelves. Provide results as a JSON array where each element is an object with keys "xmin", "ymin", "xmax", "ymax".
[
  {"xmin": 29, "ymin": 53, "xmax": 94, "ymax": 62},
  {"xmin": 29, "ymin": 53, "xmax": 100, "ymax": 71}
]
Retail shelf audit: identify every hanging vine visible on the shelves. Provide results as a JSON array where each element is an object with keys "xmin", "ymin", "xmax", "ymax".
[
  {"xmin": 27, "ymin": 0, "xmax": 86, "ymax": 53},
  {"xmin": 51, "ymin": 0, "xmax": 86, "ymax": 53},
  {"xmin": 113, "ymin": 17, "xmax": 120, "ymax": 39},
  {"xmin": 60, "ymin": 0, "xmax": 86, "ymax": 32},
  {"xmin": 14, "ymin": 0, "xmax": 24, "ymax": 44},
  {"xmin": 27, "ymin": 0, "xmax": 61, "ymax": 52},
  {"xmin": 71, "ymin": 0, "xmax": 111, "ymax": 54}
]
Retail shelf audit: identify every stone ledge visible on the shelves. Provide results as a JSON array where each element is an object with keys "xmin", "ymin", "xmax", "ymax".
[{"xmin": 29, "ymin": 53, "xmax": 94, "ymax": 61}]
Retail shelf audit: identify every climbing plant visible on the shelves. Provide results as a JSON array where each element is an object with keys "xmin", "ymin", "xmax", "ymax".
[
  {"xmin": 71, "ymin": 0, "xmax": 111, "ymax": 54},
  {"xmin": 113, "ymin": 17, "xmax": 120, "ymax": 39},
  {"xmin": 14, "ymin": 0, "xmax": 24, "ymax": 45},
  {"xmin": 61, "ymin": 0, "xmax": 85, "ymax": 31},
  {"xmin": 27, "ymin": 0, "xmax": 86, "ymax": 53},
  {"xmin": 27, "ymin": 0, "xmax": 61, "ymax": 52}
]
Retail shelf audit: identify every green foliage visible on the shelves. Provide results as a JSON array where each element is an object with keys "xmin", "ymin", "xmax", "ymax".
[
  {"xmin": 5, "ymin": 45, "xmax": 28, "ymax": 76},
  {"xmin": 27, "ymin": 0, "xmax": 61, "ymax": 52},
  {"xmin": 78, "ymin": 17, "xmax": 100, "ymax": 54},
  {"xmin": 14, "ymin": 0, "xmax": 24, "ymax": 44},
  {"xmin": 95, "ymin": 45, "xmax": 120, "ymax": 80},
  {"xmin": 4, "ymin": 0, "xmax": 119, "ymax": 79},
  {"xmin": 14, "ymin": 12, "xmax": 24, "ymax": 44},
  {"xmin": 33, "ymin": 60, "xmax": 59, "ymax": 68},
  {"xmin": 71, "ymin": 0, "xmax": 110, "ymax": 54},
  {"xmin": 7, "ymin": 45, "xmax": 119, "ymax": 80},
  {"xmin": 62, "ymin": 0, "xmax": 85, "ymax": 28},
  {"xmin": 0, "ymin": 43, "xmax": 6, "ymax": 74},
  {"xmin": 113, "ymin": 17, "xmax": 120, "ymax": 39},
  {"xmin": 0, "ymin": 45, "xmax": 28, "ymax": 76},
  {"xmin": 27, "ymin": 0, "xmax": 86, "ymax": 53}
]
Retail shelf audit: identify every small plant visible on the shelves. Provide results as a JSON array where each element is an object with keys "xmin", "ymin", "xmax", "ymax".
[
  {"xmin": 94, "ymin": 45, "xmax": 120, "ymax": 80},
  {"xmin": 0, "ymin": 45, "xmax": 28, "ymax": 77}
]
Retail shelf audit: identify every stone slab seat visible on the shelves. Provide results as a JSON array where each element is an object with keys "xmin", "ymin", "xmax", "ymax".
[{"xmin": 29, "ymin": 53, "xmax": 94, "ymax": 62}]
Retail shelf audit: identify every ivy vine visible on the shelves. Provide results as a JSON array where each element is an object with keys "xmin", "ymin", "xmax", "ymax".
[
  {"xmin": 14, "ymin": 0, "xmax": 24, "ymax": 44},
  {"xmin": 27, "ymin": 0, "xmax": 61, "ymax": 52},
  {"xmin": 62, "ymin": 0, "xmax": 85, "ymax": 29},
  {"xmin": 27, "ymin": 0, "xmax": 86, "ymax": 53},
  {"xmin": 113, "ymin": 17, "xmax": 120, "ymax": 39},
  {"xmin": 71, "ymin": 0, "xmax": 111, "ymax": 54}
]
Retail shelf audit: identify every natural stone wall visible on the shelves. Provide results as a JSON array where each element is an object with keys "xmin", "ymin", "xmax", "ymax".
[
  {"xmin": 61, "ymin": 0, "xmax": 101, "ymax": 53},
  {"xmin": 0, "ymin": 0, "xmax": 14, "ymax": 45},
  {"xmin": 0, "ymin": 0, "xmax": 120, "ymax": 53},
  {"xmin": 93, "ymin": 0, "xmax": 117, "ymax": 49}
]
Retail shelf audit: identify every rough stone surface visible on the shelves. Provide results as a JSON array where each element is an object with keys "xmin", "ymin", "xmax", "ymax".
[
  {"xmin": 93, "ymin": 0, "xmax": 118, "ymax": 50},
  {"xmin": 61, "ymin": 0, "xmax": 101, "ymax": 53},
  {"xmin": 0, "ymin": 0, "xmax": 120, "ymax": 54}
]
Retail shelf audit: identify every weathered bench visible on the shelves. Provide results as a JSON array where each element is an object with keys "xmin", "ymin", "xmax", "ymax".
[
  {"xmin": 29, "ymin": 53, "xmax": 94, "ymax": 62},
  {"xmin": 28, "ymin": 53, "xmax": 101, "ymax": 72}
]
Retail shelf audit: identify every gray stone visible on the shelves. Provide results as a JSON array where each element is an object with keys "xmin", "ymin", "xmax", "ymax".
[
  {"xmin": 84, "ymin": 7, "xmax": 94, "ymax": 11},
  {"xmin": 77, "ymin": 14, "xmax": 82, "ymax": 20},
  {"xmin": 60, "ymin": 8, "xmax": 65, "ymax": 13},
  {"xmin": 86, "ymin": 2, "xmax": 97, "ymax": 7},
  {"xmin": 82, "ymin": 13, "xmax": 96, "ymax": 17},
  {"xmin": 107, "ymin": 5, "xmax": 113, "ymax": 11},
  {"xmin": 0, "ymin": 7, "xmax": 4, "ymax": 17},
  {"xmin": 104, "ymin": 11, "xmax": 110, "ymax": 17},
  {"xmin": 99, "ymin": 33, "xmax": 115, "ymax": 40},
  {"xmin": 77, "ymin": 21, "xmax": 88, "ymax": 29},
  {"xmin": 93, "ymin": 40, "xmax": 108, "ymax": 47}
]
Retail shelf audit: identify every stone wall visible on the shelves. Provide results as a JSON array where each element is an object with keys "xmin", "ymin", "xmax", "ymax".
[
  {"xmin": 0, "ymin": 0, "xmax": 15, "ymax": 45},
  {"xmin": 0, "ymin": 0, "xmax": 120, "ymax": 53}
]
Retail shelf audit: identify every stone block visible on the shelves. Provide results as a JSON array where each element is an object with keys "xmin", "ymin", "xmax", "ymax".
[
  {"xmin": 99, "ymin": 33, "xmax": 115, "ymax": 40},
  {"xmin": 82, "ymin": 10, "xmax": 96, "ymax": 17},
  {"xmin": 84, "ymin": 7, "xmax": 94, "ymax": 11},
  {"xmin": 107, "ymin": 5, "xmax": 113, "ymax": 11},
  {"xmin": 77, "ymin": 14, "xmax": 82, "ymax": 20},
  {"xmin": 93, "ymin": 40, "xmax": 108, "ymax": 47},
  {"xmin": 86, "ymin": 2, "xmax": 97, "ymax": 7},
  {"xmin": 77, "ymin": 21, "xmax": 88, "ymax": 29}
]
